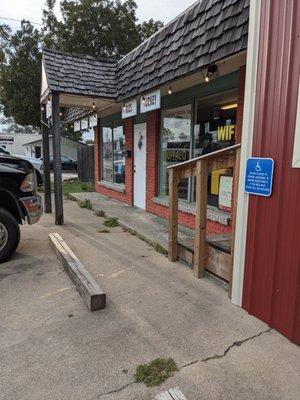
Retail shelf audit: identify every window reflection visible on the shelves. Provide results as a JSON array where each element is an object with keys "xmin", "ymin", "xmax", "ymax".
[{"xmin": 159, "ymin": 105, "xmax": 192, "ymax": 200}]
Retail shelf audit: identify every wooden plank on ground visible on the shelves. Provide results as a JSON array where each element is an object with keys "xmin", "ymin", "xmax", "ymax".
[
  {"xmin": 155, "ymin": 388, "xmax": 187, "ymax": 400},
  {"xmin": 49, "ymin": 233, "xmax": 106, "ymax": 311}
]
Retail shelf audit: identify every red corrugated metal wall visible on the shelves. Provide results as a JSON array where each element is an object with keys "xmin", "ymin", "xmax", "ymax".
[{"xmin": 243, "ymin": 0, "xmax": 300, "ymax": 344}]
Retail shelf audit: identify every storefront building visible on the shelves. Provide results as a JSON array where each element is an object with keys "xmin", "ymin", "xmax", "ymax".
[
  {"xmin": 89, "ymin": 0, "xmax": 249, "ymax": 240},
  {"xmin": 41, "ymin": 0, "xmax": 299, "ymax": 345}
]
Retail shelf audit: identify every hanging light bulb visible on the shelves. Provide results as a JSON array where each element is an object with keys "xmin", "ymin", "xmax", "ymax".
[
  {"xmin": 205, "ymin": 75, "xmax": 210, "ymax": 83},
  {"xmin": 168, "ymin": 86, "xmax": 172, "ymax": 95},
  {"xmin": 142, "ymin": 96, "xmax": 146, "ymax": 105},
  {"xmin": 92, "ymin": 100, "xmax": 96, "ymax": 110}
]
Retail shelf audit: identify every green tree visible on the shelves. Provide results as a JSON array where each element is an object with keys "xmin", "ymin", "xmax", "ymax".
[
  {"xmin": 43, "ymin": 0, "xmax": 163, "ymax": 59},
  {"xmin": 0, "ymin": 21, "xmax": 41, "ymax": 128},
  {"xmin": 0, "ymin": 0, "xmax": 163, "ymax": 128}
]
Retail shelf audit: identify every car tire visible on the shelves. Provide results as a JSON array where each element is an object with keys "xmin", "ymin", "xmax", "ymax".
[{"xmin": 0, "ymin": 207, "xmax": 20, "ymax": 263}]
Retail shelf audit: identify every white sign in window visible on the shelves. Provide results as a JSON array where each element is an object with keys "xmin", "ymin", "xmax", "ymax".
[
  {"xmin": 122, "ymin": 99, "xmax": 137, "ymax": 119},
  {"xmin": 74, "ymin": 121, "xmax": 81, "ymax": 132},
  {"xmin": 140, "ymin": 90, "xmax": 161, "ymax": 114},
  {"xmin": 89, "ymin": 114, "xmax": 98, "ymax": 128},
  {"xmin": 292, "ymin": 78, "xmax": 300, "ymax": 168},
  {"xmin": 81, "ymin": 118, "xmax": 88, "ymax": 130},
  {"xmin": 219, "ymin": 176, "xmax": 233, "ymax": 212}
]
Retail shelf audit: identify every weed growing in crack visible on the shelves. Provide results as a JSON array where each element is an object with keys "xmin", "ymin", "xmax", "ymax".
[
  {"xmin": 95, "ymin": 209, "xmax": 106, "ymax": 218},
  {"xmin": 79, "ymin": 199, "xmax": 92, "ymax": 210},
  {"xmin": 103, "ymin": 217, "xmax": 119, "ymax": 228},
  {"xmin": 134, "ymin": 358, "xmax": 178, "ymax": 387},
  {"xmin": 153, "ymin": 243, "xmax": 167, "ymax": 255}
]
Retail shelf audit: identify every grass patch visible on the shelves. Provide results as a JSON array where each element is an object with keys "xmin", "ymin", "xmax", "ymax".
[
  {"xmin": 38, "ymin": 179, "xmax": 94, "ymax": 196},
  {"xmin": 79, "ymin": 199, "xmax": 93, "ymax": 210},
  {"xmin": 98, "ymin": 229, "xmax": 110, "ymax": 234},
  {"xmin": 153, "ymin": 243, "xmax": 167, "ymax": 255},
  {"xmin": 95, "ymin": 209, "xmax": 106, "ymax": 218},
  {"xmin": 103, "ymin": 217, "xmax": 119, "ymax": 228},
  {"xmin": 134, "ymin": 358, "xmax": 178, "ymax": 387}
]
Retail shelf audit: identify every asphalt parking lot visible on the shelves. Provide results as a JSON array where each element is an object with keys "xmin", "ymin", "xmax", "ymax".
[{"xmin": 1, "ymin": 199, "xmax": 299, "ymax": 400}]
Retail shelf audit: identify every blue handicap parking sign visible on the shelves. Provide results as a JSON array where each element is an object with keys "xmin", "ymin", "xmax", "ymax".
[{"xmin": 245, "ymin": 158, "xmax": 275, "ymax": 197}]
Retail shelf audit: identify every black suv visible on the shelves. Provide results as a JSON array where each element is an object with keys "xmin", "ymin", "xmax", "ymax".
[{"xmin": 0, "ymin": 154, "xmax": 43, "ymax": 263}]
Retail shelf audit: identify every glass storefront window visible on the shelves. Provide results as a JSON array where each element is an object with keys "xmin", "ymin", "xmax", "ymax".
[
  {"xmin": 102, "ymin": 123, "xmax": 125, "ymax": 185},
  {"xmin": 102, "ymin": 127, "xmax": 113, "ymax": 182},
  {"xmin": 159, "ymin": 105, "xmax": 192, "ymax": 200},
  {"xmin": 193, "ymin": 90, "xmax": 238, "ymax": 206}
]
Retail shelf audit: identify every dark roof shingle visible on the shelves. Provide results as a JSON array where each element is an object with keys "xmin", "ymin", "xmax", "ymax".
[
  {"xmin": 43, "ymin": 0, "xmax": 249, "ymax": 105},
  {"xmin": 117, "ymin": 0, "xmax": 249, "ymax": 100},
  {"xmin": 43, "ymin": 50, "xmax": 117, "ymax": 98}
]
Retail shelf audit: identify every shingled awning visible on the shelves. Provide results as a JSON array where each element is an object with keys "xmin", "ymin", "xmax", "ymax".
[
  {"xmin": 117, "ymin": 0, "xmax": 249, "ymax": 101},
  {"xmin": 41, "ymin": 0, "xmax": 249, "ymax": 111},
  {"xmin": 41, "ymin": 49, "xmax": 117, "ymax": 109}
]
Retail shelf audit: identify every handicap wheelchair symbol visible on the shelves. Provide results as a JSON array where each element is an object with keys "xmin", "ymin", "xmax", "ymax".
[{"xmin": 255, "ymin": 162, "xmax": 262, "ymax": 172}]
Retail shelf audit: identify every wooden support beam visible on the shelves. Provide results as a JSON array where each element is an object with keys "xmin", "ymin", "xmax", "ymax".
[
  {"xmin": 228, "ymin": 147, "xmax": 241, "ymax": 297},
  {"xmin": 41, "ymin": 106, "xmax": 52, "ymax": 213},
  {"xmin": 51, "ymin": 92, "xmax": 64, "ymax": 225},
  {"xmin": 49, "ymin": 233, "xmax": 106, "ymax": 311},
  {"xmin": 168, "ymin": 168, "xmax": 179, "ymax": 262},
  {"xmin": 194, "ymin": 159, "xmax": 208, "ymax": 279}
]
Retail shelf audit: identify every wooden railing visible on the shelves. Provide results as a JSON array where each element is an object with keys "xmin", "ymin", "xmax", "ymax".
[{"xmin": 168, "ymin": 144, "xmax": 241, "ymax": 288}]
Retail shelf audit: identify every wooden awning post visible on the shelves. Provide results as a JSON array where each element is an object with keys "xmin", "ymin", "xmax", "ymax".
[
  {"xmin": 41, "ymin": 106, "xmax": 52, "ymax": 214},
  {"xmin": 168, "ymin": 168, "xmax": 179, "ymax": 261},
  {"xmin": 194, "ymin": 159, "xmax": 208, "ymax": 279},
  {"xmin": 51, "ymin": 92, "xmax": 64, "ymax": 225},
  {"xmin": 229, "ymin": 147, "xmax": 241, "ymax": 297}
]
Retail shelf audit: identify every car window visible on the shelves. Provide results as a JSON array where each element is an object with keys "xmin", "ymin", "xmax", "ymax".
[{"xmin": 61, "ymin": 155, "xmax": 70, "ymax": 162}]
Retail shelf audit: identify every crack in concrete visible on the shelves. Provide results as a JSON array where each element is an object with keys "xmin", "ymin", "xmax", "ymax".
[
  {"xmin": 90, "ymin": 329, "xmax": 273, "ymax": 399},
  {"xmin": 181, "ymin": 328, "xmax": 273, "ymax": 368}
]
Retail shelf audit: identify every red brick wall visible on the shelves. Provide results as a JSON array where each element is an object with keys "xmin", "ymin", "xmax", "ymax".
[{"xmin": 94, "ymin": 119, "xmax": 134, "ymax": 205}]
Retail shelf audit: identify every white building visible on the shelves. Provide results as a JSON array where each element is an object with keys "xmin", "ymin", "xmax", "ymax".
[
  {"xmin": 24, "ymin": 135, "xmax": 86, "ymax": 161},
  {"xmin": 0, "ymin": 133, "xmax": 42, "ymax": 157}
]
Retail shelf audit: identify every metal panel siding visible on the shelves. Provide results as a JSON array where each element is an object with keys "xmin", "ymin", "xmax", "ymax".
[{"xmin": 242, "ymin": 0, "xmax": 300, "ymax": 344}]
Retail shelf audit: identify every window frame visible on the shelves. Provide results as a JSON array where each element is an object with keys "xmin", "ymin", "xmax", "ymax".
[
  {"xmin": 101, "ymin": 121, "xmax": 125, "ymax": 185},
  {"xmin": 158, "ymin": 103, "xmax": 194, "ymax": 202}
]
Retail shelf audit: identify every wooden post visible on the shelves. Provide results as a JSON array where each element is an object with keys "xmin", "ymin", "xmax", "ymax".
[
  {"xmin": 194, "ymin": 159, "xmax": 208, "ymax": 279},
  {"xmin": 168, "ymin": 168, "xmax": 179, "ymax": 261},
  {"xmin": 228, "ymin": 147, "xmax": 241, "ymax": 297},
  {"xmin": 41, "ymin": 105, "xmax": 52, "ymax": 213},
  {"xmin": 51, "ymin": 92, "xmax": 64, "ymax": 225}
]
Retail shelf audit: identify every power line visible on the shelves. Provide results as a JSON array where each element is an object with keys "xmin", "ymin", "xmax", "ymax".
[{"xmin": 0, "ymin": 16, "xmax": 43, "ymax": 26}]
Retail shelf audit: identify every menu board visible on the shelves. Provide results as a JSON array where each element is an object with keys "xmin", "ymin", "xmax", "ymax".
[{"xmin": 219, "ymin": 175, "xmax": 233, "ymax": 212}]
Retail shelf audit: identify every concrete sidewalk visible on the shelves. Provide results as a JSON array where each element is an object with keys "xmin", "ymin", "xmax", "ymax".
[
  {"xmin": 69, "ymin": 192, "xmax": 194, "ymax": 252},
  {"xmin": 0, "ymin": 199, "xmax": 299, "ymax": 400}
]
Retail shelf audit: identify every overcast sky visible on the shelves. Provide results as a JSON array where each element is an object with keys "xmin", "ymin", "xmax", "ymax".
[{"xmin": 0, "ymin": 0, "xmax": 198, "ymax": 30}]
